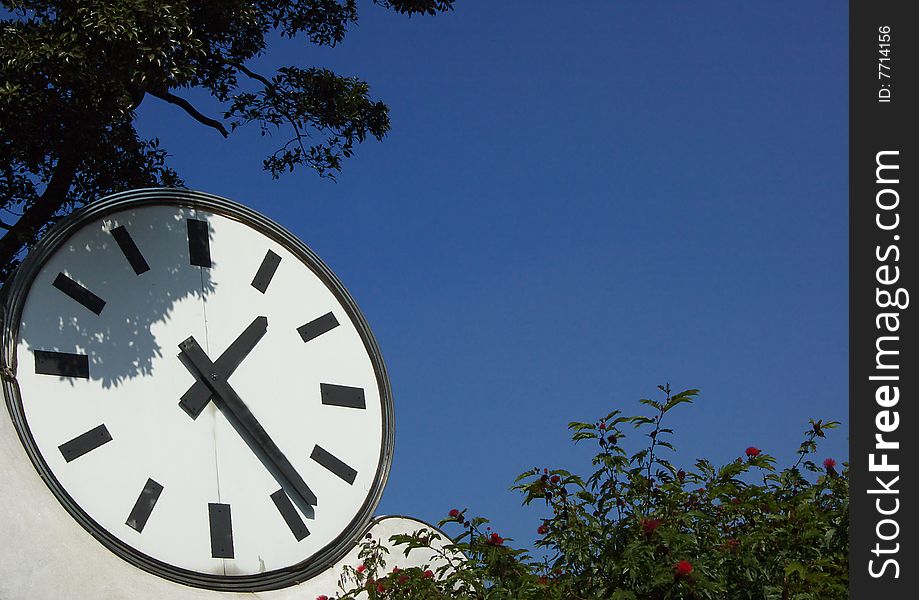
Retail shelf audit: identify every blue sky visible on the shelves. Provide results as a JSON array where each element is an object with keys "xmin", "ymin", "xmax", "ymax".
[{"xmin": 135, "ymin": 2, "xmax": 848, "ymax": 550}]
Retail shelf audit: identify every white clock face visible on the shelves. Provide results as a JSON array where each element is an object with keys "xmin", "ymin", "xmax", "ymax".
[{"xmin": 5, "ymin": 194, "xmax": 392, "ymax": 589}]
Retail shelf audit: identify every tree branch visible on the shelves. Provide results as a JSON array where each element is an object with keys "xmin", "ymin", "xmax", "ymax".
[
  {"xmin": 0, "ymin": 148, "xmax": 80, "ymax": 278},
  {"xmin": 228, "ymin": 60, "xmax": 272, "ymax": 88},
  {"xmin": 149, "ymin": 90, "xmax": 229, "ymax": 138},
  {"xmin": 224, "ymin": 61, "xmax": 316, "ymax": 165}
]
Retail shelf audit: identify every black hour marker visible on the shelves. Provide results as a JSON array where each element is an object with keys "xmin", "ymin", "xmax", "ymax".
[
  {"xmin": 111, "ymin": 225, "xmax": 150, "ymax": 275},
  {"xmin": 59, "ymin": 424, "xmax": 112, "ymax": 463},
  {"xmin": 126, "ymin": 478, "xmax": 164, "ymax": 532},
  {"xmin": 311, "ymin": 445, "xmax": 357, "ymax": 485},
  {"xmin": 187, "ymin": 219, "xmax": 211, "ymax": 268},
  {"xmin": 270, "ymin": 489, "xmax": 311, "ymax": 541},
  {"xmin": 52, "ymin": 273, "xmax": 105, "ymax": 315},
  {"xmin": 298, "ymin": 312, "xmax": 339, "ymax": 343},
  {"xmin": 35, "ymin": 350, "xmax": 89, "ymax": 379},
  {"xmin": 251, "ymin": 250, "xmax": 281, "ymax": 293},
  {"xmin": 320, "ymin": 383, "xmax": 366, "ymax": 409},
  {"xmin": 208, "ymin": 503, "xmax": 234, "ymax": 559}
]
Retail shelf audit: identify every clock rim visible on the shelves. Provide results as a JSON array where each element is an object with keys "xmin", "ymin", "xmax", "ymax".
[{"xmin": 0, "ymin": 188, "xmax": 395, "ymax": 592}]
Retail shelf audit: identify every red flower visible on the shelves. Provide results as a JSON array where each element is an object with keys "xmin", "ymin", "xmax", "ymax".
[
  {"xmin": 356, "ymin": 564, "xmax": 366, "ymax": 574},
  {"xmin": 538, "ymin": 576, "xmax": 548, "ymax": 585},
  {"xmin": 745, "ymin": 446, "xmax": 761, "ymax": 458},
  {"xmin": 392, "ymin": 566, "xmax": 400, "ymax": 573},
  {"xmin": 423, "ymin": 569, "xmax": 434, "ymax": 579},
  {"xmin": 377, "ymin": 583, "xmax": 385, "ymax": 593},
  {"xmin": 675, "ymin": 560, "xmax": 693, "ymax": 577},
  {"xmin": 489, "ymin": 532, "xmax": 504, "ymax": 545},
  {"xmin": 537, "ymin": 524, "xmax": 548, "ymax": 535},
  {"xmin": 599, "ymin": 422, "xmax": 606, "ymax": 430},
  {"xmin": 550, "ymin": 474, "xmax": 560, "ymax": 484},
  {"xmin": 641, "ymin": 518, "xmax": 662, "ymax": 535},
  {"xmin": 398, "ymin": 575, "xmax": 409, "ymax": 584},
  {"xmin": 316, "ymin": 596, "xmax": 329, "ymax": 600},
  {"xmin": 448, "ymin": 508, "xmax": 460, "ymax": 518},
  {"xmin": 823, "ymin": 457, "xmax": 836, "ymax": 469}
]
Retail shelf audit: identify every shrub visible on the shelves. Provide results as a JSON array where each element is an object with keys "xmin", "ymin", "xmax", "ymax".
[{"xmin": 333, "ymin": 385, "xmax": 847, "ymax": 599}]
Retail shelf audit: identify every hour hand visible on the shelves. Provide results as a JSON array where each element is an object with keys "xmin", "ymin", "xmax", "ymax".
[
  {"xmin": 179, "ymin": 316, "xmax": 268, "ymax": 419},
  {"xmin": 178, "ymin": 335, "xmax": 318, "ymax": 510}
]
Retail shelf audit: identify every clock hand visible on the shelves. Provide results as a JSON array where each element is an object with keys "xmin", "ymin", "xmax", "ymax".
[
  {"xmin": 178, "ymin": 335, "xmax": 319, "ymax": 511},
  {"xmin": 179, "ymin": 316, "xmax": 268, "ymax": 419}
]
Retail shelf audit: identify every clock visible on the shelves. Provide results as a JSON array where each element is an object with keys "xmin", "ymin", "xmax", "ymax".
[{"xmin": 1, "ymin": 189, "xmax": 393, "ymax": 591}]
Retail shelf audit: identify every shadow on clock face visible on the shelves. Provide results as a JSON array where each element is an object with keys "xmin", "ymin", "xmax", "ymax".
[{"xmin": 19, "ymin": 206, "xmax": 217, "ymax": 389}]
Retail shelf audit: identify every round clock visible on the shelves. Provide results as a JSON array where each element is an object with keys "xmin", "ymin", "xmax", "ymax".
[{"xmin": 1, "ymin": 189, "xmax": 393, "ymax": 591}]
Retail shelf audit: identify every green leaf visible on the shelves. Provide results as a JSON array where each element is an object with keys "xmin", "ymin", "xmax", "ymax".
[
  {"xmin": 639, "ymin": 398, "xmax": 662, "ymax": 410},
  {"xmin": 785, "ymin": 562, "xmax": 807, "ymax": 579},
  {"xmin": 569, "ymin": 421, "xmax": 595, "ymax": 431},
  {"xmin": 664, "ymin": 388, "xmax": 699, "ymax": 411},
  {"xmin": 576, "ymin": 490, "xmax": 595, "ymax": 502}
]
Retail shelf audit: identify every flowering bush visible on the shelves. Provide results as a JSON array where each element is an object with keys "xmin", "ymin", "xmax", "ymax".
[{"xmin": 331, "ymin": 385, "xmax": 847, "ymax": 599}]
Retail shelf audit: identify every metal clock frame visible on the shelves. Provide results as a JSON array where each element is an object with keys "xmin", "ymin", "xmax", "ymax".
[{"xmin": 0, "ymin": 188, "xmax": 395, "ymax": 592}]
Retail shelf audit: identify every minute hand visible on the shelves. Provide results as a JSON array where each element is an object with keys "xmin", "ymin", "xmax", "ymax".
[{"xmin": 178, "ymin": 335, "xmax": 318, "ymax": 508}]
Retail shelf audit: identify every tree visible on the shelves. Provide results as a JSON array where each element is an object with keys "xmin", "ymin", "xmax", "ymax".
[
  {"xmin": 327, "ymin": 386, "xmax": 848, "ymax": 599},
  {"xmin": 0, "ymin": 0, "xmax": 454, "ymax": 281}
]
